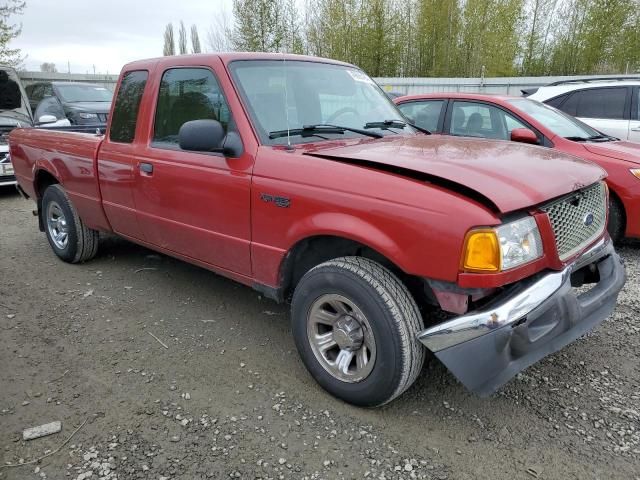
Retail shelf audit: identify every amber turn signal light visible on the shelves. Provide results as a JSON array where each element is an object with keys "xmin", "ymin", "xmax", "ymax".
[{"xmin": 462, "ymin": 229, "xmax": 501, "ymax": 272}]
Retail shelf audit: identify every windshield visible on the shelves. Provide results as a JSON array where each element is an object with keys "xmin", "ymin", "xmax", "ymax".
[
  {"xmin": 229, "ymin": 60, "xmax": 411, "ymax": 144},
  {"xmin": 55, "ymin": 84, "xmax": 113, "ymax": 103},
  {"xmin": 507, "ymin": 98, "xmax": 602, "ymax": 140},
  {"xmin": 0, "ymin": 67, "xmax": 30, "ymax": 121}
]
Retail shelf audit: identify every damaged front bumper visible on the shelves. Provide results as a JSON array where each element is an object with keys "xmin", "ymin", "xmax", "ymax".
[{"xmin": 418, "ymin": 238, "xmax": 626, "ymax": 396}]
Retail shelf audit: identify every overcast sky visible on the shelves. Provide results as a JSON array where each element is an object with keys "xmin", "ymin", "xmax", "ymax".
[{"xmin": 10, "ymin": 0, "xmax": 233, "ymax": 74}]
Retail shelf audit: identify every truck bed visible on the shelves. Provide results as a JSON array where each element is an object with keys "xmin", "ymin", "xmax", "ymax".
[{"xmin": 9, "ymin": 127, "xmax": 109, "ymax": 231}]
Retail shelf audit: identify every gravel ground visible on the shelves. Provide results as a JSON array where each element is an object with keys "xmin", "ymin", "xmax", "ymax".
[{"xmin": 0, "ymin": 187, "xmax": 639, "ymax": 480}]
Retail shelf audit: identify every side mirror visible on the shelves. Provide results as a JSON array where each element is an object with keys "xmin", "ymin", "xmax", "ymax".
[
  {"xmin": 38, "ymin": 114, "xmax": 57, "ymax": 124},
  {"xmin": 178, "ymin": 119, "xmax": 242, "ymax": 157},
  {"xmin": 179, "ymin": 119, "xmax": 225, "ymax": 152},
  {"xmin": 511, "ymin": 128, "xmax": 539, "ymax": 145}
]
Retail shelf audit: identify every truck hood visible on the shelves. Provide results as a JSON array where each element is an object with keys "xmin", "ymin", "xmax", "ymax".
[
  {"xmin": 304, "ymin": 135, "xmax": 605, "ymax": 213},
  {"xmin": 583, "ymin": 141, "xmax": 640, "ymax": 166}
]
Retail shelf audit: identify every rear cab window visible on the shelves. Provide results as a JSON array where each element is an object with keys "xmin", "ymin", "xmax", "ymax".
[
  {"xmin": 109, "ymin": 70, "xmax": 149, "ymax": 143},
  {"xmin": 152, "ymin": 67, "xmax": 232, "ymax": 148}
]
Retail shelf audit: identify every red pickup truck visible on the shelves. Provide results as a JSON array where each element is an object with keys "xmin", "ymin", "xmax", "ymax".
[{"xmin": 9, "ymin": 53, "xmax": 626, "ymax": 406}]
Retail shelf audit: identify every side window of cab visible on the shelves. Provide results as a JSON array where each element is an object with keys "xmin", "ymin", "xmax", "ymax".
[
  {"xmin": 152, "ymin": 67, "xmax": 232, "ymax": 147},
  {"xmin": 109, "ymin": 70, "xmax": 149, "ymax": 143}
]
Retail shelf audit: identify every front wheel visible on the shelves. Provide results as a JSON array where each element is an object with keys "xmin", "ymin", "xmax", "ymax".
[
  {"xmin": 42, "ymin": 184, "xmax": 99, "ymax": 263},
  {"xmin": 291, "ymin": 257, "xmax": 425, "ymax": 407}
]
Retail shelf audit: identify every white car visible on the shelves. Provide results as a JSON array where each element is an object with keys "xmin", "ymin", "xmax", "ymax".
[{"xmin": 528, "ymin": 78, "xmax": 640, "ymax": 142}]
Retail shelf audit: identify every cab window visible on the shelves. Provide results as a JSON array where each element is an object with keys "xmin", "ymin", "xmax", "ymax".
[
  {"xmin": 109, "ymin": 70, "xmax": 148, "ymax": 144},
  {"xmin": 153, "ymin": 67, "xmax": 231, "ymax": 147}
]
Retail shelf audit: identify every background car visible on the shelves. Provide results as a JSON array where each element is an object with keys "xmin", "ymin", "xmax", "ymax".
[
  {"xmin": 0, "ymin": 66, "xmax": 31, "ymax": 187},
  {"xmin": 527, "ymin": 78, "xmax": 640, "ymax": 142},
  {"xmin": 25, "ymin": 81, "xmax": 112, "ymax": 125},
  {"xmin": 394, "ymin": 93, "xmax": 640, "ymax": 242}
]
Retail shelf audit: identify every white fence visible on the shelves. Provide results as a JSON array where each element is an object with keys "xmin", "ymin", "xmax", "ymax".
[
  {"xmin": 16, "ymin": 71, "xmax": 639, "ymax": 96},
  {"xmin": 374, "ymin": 74, "xmax": 640, "ymax": 96},
  {"xmin": 17, "ymin": 71, "xmax": 118, "ymax": 89}
]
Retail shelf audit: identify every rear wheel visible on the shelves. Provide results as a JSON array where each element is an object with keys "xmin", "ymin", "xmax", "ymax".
[
  {"xmin": 42, "ymin": 184, "xmax": 99, "ymax": 263},
  {"xmin": 607, "ymin": 196, "xmax": 625, "ymax": 244},
  {"xmin": 291, "ymin": 257, "xmax": 425, "ymax": 407}
]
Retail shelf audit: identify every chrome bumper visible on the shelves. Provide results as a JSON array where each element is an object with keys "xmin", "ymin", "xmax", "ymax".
[{"xmin": 418, "ymin": 238, "xmax": 626, "ymax": 395}]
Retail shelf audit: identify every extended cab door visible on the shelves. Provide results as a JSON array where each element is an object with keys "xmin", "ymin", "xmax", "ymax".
[
  {"xmin": 132, "ymin": 61, "xmax": 253, "ymax": 276},
  {"xmin": 97, "ymin": 70, "xmax": 149, "ymax": 240}
]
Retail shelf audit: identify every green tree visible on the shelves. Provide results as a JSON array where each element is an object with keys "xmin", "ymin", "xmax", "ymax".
[
  {"xmin": 458, "ymin": 0, "xmax": 523, "ymax": 77},
  {"xmin": 191, "ymin": 24, "xmax": 202, "ymax": 54},
  {"xmin": 520, "ymin": 0, "xmax": 559, "ymax": 75},
  {"xmin": 0, "ymin": 0, "xmax": 26, "ymax": 67},
  {"xmin": 178, "ymin": 21, "xmax": 188, "ymax": 55},
  {"xmin": 163, "ymin": 23, "xmax": 175, "ymax": 56},
  {"xmin": 40, "ymin": 62, "xmax": 57, "ymax": 73},
  {"xmin": 415, "ymin": 0, "xmax": 461, "ymax": 76},
  {"xmin": 305, "ymin": 0, "xmax": 359, "ymax": 61},
  {"xmin": 232, "ymin": 0, "xmax": 286, "ymax": 52}
]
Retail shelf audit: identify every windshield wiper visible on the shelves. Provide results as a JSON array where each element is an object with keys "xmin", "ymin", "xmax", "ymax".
[
  {"xmin": 564, "ymin": 136, "xmax": 589, "ymax": 142},
  {"xmin": 565, "ymin": 134, "xmax": 617, "ymax": 142},
  {"xmin": 364, "ymin": 119, "xmax": 431, "ymax": 135},
  {"xmin": 586, "ymin": 134, "xmax": 617, "ymax": 142},
  {"xmin": 268, "ymin": 124, "xmax": 383, "ymax": 140}
]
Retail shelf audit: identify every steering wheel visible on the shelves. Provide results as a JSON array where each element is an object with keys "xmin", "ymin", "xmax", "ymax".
[{"xmin": 325, "ymin": 107, "xmax": 360, "ymax": 125}]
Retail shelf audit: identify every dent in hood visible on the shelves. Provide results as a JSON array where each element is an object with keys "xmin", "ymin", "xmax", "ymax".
[{"xmin": 304, "ymin": 136, "xmax": 606, "ymax": 213}]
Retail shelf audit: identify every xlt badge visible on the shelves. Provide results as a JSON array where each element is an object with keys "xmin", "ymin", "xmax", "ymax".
[{"xmin": 260, "ymin": 193, "xmax": 291, "ymax": 208}]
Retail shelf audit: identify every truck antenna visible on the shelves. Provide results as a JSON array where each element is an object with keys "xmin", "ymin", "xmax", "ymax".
[{"xmin": 283, "ymin": 52, "xmax": 292, "ymax": 151}]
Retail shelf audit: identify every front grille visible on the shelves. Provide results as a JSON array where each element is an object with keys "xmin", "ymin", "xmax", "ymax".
[
  {"xmin": 541, "ymin": 182, "xmax": 606, "ymax": 261},
  {"xmin": 97, "ymin": 113, "xmax": 109, "ymax": 123}
]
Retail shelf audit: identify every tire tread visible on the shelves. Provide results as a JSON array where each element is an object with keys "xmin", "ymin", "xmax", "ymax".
[
  {"xmin": 304, "ymin": 256, "xmax": 425, "ymax": 406},
  {"xmin": 44, "ymin": 184, "xmax": 99, "ymax": 263}
]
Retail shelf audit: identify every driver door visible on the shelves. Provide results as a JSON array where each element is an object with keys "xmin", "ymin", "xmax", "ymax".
[{"xmin": 133, "ymin": 65, "xmax": 253, "ymax": 275}]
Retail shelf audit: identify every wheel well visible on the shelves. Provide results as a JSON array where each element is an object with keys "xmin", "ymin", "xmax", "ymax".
[
  {"xmin": 35, "ymin": 170, "xmax": 59, "ymax": 198},
  {"xmin": 609, "ymin": 188, "xmax": 626, "ymax": 230},
  {"xmin": 279, "ymin": 235, "xmax": 430, "ymax": 309},
  {"xmin": 34, "ymin": 170, "xmax": 59, "ymax": 231}
]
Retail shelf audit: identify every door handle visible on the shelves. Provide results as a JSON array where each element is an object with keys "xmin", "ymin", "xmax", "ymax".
[
  {"xmin": 139, "ymin": 162, "xmax": 153, "ymax": 174},
  {"xmin": 631, "ymin": 127, "xmax": 640, "ymax": 132}
]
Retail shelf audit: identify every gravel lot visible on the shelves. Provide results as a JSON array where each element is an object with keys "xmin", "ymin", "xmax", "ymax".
[{"xmin": 1, "ymin": 187, "xmax": 639, "ymax": 480}]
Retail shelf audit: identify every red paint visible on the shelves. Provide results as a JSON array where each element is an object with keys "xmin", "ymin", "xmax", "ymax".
[
  {"xmin": 395, "ymin": 92, "xmax": 640, "ymax": 238},
  {"xmin": 8, "ymin": 54, "xmax": 607, "ymax": 296}
]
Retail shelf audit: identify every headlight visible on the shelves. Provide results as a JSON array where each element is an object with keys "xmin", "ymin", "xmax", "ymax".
[
  {"xmin": 78, "ymin": 113, "xmax": 97, "ymax": 119},
  {"xmin": 631, "ymin": 169, "xmax": 640, "ymax": 180},
  {"xmin": 463, "ymin": 217, "xmax": 543, "ymax": 272}
]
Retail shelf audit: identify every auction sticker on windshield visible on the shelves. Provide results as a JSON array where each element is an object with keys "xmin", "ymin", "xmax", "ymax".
[{"xmin": 347, "ymin": 69, "xmax": 375, "ymax": 84}]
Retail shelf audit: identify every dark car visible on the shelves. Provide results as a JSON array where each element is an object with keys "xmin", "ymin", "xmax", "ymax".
[
  {"xmin": 25, "ymin": 81, "xmax": 112, "ymax": 125},
  {"xmin": 0, "ymin": 66, "xmax": 33, "ymax": 186}
]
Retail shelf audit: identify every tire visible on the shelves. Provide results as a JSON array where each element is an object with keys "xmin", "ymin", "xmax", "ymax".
[
  {"xmin": 607, "ymin": 196, "xmax": 625, "ymax": 244},
  {"xmin": 41, "ymin": 184, "xmax": 99, "ymax": 263},
  {"xmin": 291, "ymin": 256, "xmax": 425, "ymax": 407}
]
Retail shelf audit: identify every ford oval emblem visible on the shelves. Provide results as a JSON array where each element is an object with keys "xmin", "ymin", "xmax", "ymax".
[{"xmin": 583, "ymin": 212, "xmax": 594, "ymax": 227}]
